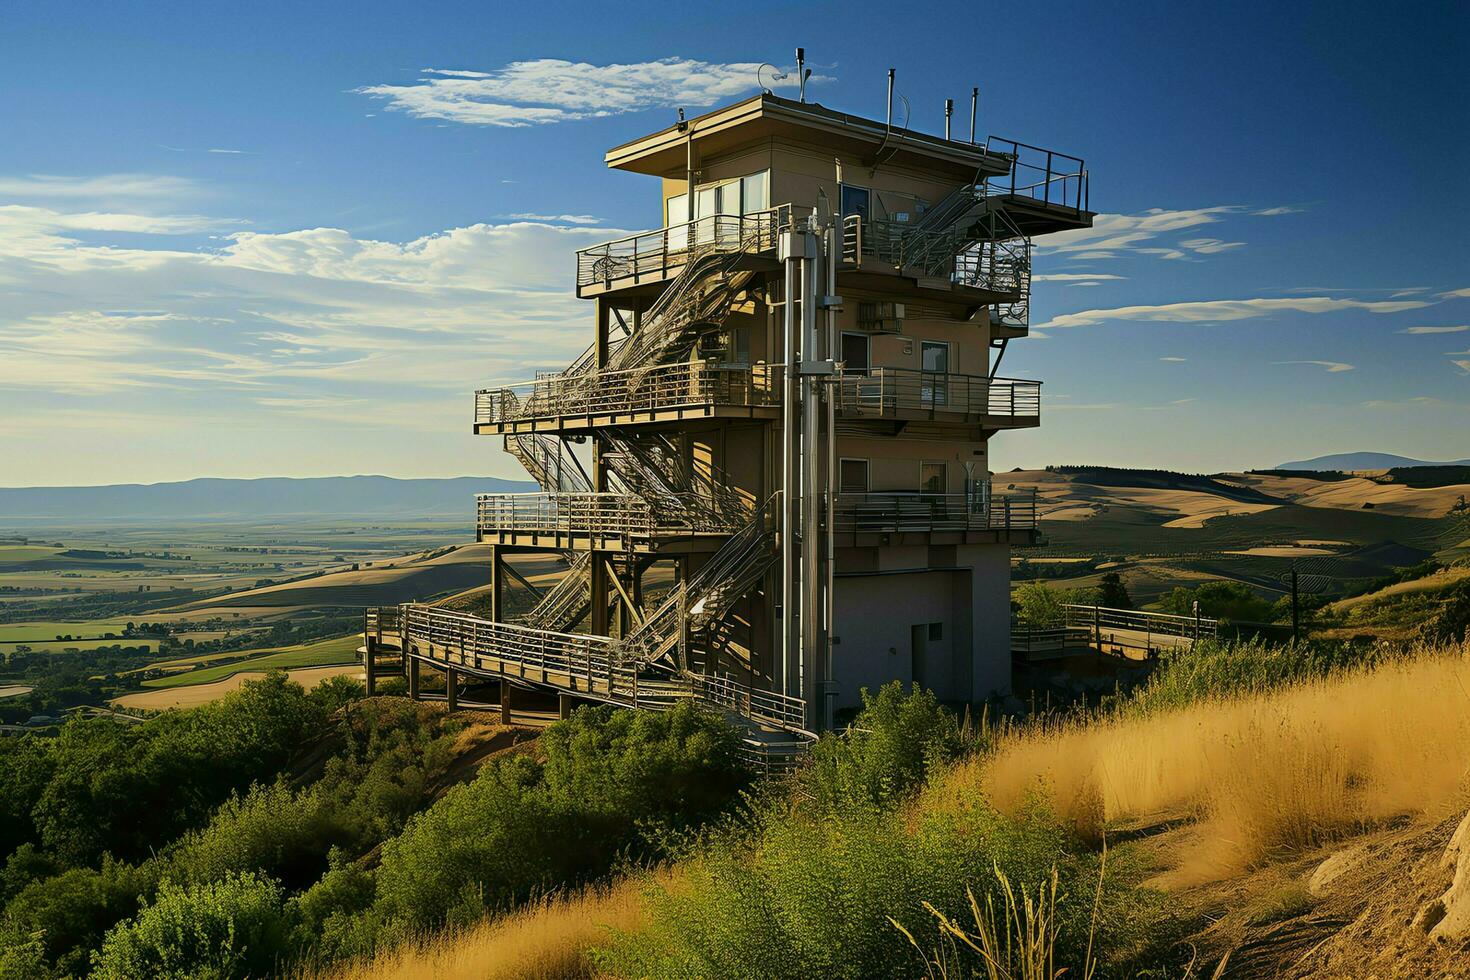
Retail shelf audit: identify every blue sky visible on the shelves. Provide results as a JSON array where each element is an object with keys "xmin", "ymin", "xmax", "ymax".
[{"xmin": 2, "ymin": 0, "xmax": 1467, "ymax": 485}]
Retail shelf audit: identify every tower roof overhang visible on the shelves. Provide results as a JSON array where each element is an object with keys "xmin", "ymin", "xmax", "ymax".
[{"xmin": 605, "ymin": 94, "xmax": 1012, "ymax": 183}]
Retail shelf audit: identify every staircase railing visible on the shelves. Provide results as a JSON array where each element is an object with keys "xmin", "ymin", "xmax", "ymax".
[
  {"xmin": 517, "ymin": 552, "xmax": 593, "ymax": 630},
  {"xmin": 503, "ymin": 430, "xmax": 592, "ymax": 493}
]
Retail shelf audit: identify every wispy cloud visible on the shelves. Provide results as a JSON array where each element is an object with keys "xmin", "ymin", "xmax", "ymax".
[
  {"xmin": 1253, "ymin": 206, "xmax": 1303, "ymax": 216},
  {"xmin": 1400, "ymin": 324, "xmax": 1468, "ymax": 334},
  {"xmin": 0, "ymin": 173, "xmax": 203, "ymax": 200},
  {"xmin": 1036, "ymin": 205, "xmax": 1288, "ymax": 262},
  {"xmin": 502, "ymin": 212, "xmax": 602, "ymax": 225},
  {"xmin": 1037, "ymin": 296, "xmax": 1431, "ymax": 330},
  {"xmin": 1454, "ymin": 360, "xmax": 1470, "ymax": 376},
  {"xmin": 1159, "ymin": 356, "xmax": 1187, "ymax": 362},
  {"xmin": 1274, "ymin": 359, "xmax": 1355, "ymax": 373},
  {"xmin": 1032, "ymin": 273, "xmax": 1127, "ymax": 282},
  {"xmin": 357, "ymin": 57, "xmax": 827, "ymax": 127}
]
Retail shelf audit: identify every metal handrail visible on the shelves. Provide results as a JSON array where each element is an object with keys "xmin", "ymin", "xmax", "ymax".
[
  {"xmin": 834, "ymin": 369, "xmax": 1041, "ymax": 419},
  {"xmin": 376, "ymin": 602, "xmax": 812, "ymax": 733},
  {"xmin": 476, "ymin": 491, "xmax": 748, "ymax": 540},
  {"xmin": 476, "ymin": 361, "xmax": 784, "ymax": 426},
  {"xmin": 477, "ymin": 492, "xmax": 655, "ymax": 539},
  {"xmin": 575, "ymin": 205, "xmax": 791, "ymax": 290},
  {"xmin": 833, "ymin": 488, "xmax": 1037, "ymax": 534},
  {"xmin": 1060, "ymin": 603, "xmax": 1219, "ymax": 639},
  {"xmin": 984, "ymin": 137, "xmax": 1088, "ymax": 213}
]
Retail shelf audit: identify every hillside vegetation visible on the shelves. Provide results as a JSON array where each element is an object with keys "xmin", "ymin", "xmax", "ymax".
[{"xmin": 314, "ymin": 640, "xmax": 1470, "ymax": 980}]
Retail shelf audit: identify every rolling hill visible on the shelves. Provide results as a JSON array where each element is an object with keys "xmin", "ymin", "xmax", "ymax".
[
  {"xmin": 1274, "ymin": 452, "xmax": 1470, "ymax": 470},
  {"xmin": 0, "ymin": 475, "xmax": 536, "ymax": 521}
]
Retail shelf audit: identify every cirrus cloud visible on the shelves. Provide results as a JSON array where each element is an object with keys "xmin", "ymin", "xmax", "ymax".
[{"xmin": 357, "ymin": 57, "xmax": 828, "ymax": 128}]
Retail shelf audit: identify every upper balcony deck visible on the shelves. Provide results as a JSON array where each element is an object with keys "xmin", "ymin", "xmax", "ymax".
[
  {"xmin": 576, "ymin": 209, "xmax": 786, "ymax": 299},
  {"xmin": 476, "ymin": 361, "xmax": 782, "ymax": 435},
  {"xmin": 475, "ymin": 365, "xmax": 1039, "ymax": 435}
]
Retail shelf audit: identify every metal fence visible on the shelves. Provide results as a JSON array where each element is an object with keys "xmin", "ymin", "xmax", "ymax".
[
  {"xmin": 476, "ymin": 361, "xmax": 783, "ymax": 426},
  {"xmin": 575, "ymin": 206, "xmax": 790, "ymax": 292},
  {"xmin": 834, "ymin": 369, "xmax": 1041, "ymax": 420},
  {"xmin": 833, "ymin": 488, "xmax": 1037, "ymax": 534}
]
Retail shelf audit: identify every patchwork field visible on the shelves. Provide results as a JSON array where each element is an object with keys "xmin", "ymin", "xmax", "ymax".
[
  {"xmin": 112, "ymin": 664, "xmax": 361, "ymax": 710},
  {"xmin": 135, "ymin": 633, "xmax": 363, "ymax": 690}
]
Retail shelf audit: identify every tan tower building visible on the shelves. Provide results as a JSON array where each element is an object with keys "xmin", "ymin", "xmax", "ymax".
[{"xmin": 366, "ymin": 85, "xmax": 1090, "ymax": 756}]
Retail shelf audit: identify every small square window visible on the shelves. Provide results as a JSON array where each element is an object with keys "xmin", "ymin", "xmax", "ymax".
[{"xmin": 928, "ymin": 622, "xmax": 943, "ymax": 641}]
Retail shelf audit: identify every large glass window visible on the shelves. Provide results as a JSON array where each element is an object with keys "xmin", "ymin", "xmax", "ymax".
[
  {"xmin": 841, "ymin": 185, "xmax": 871, "ymax": 222},
  {"xmin": 741, "ymin": 171, "xmax": 769, "ymax": 214}
]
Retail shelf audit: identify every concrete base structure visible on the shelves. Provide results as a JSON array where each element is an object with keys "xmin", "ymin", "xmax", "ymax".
[{"xmin": 831, "ymin": 543, "xmax": 1011, "ymax": 712}]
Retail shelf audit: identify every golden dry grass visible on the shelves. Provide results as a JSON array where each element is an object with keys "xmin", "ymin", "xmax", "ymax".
[
  {"xmin": 310, "ymin": 875, "xmax": 652, "ymax": 980},
  {"xmin": 938, "ymin": 643, "xmax": 1470, "ymax": 886}
]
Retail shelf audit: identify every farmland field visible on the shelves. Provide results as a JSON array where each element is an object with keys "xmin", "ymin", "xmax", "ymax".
[{"xmin": 136, "ymin": 633, "xmax": 363, "ymax": 689}]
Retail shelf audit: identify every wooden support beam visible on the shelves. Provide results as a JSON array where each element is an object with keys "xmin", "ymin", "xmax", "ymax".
[
  {"xmin": 445, "ymin": 667, "xmax": 457, "ymax": 712},
  {"xmin": 499, "ymin": 679, "xmax": 512, "ymax": 725},
  {"xmin": 558, "ymin": 693, "xmax": 575, "ymax": 721},
  {"xmin": 408, "ymin": 657, "xmax": 420, "ymax": 700}
]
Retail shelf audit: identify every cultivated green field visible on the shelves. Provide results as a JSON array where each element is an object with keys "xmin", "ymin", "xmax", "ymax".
[{"xmin": 137, "ymin": 634, "xmax": 362, "ymax": 689}]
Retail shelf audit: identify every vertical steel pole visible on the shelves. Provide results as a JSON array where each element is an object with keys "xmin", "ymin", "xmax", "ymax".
[
  {"xmin": 780, "ymin": 237, "xmax": 800, "ymax": 699},
  {"xmin": 800, "ymin": 221, "xmax": 821, "ymax": 726}
]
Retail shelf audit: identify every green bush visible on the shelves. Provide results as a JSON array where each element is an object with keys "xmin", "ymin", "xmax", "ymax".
[
  {"xmin": 1118, "ymin": 637, "xmax": 1383, "ymax": 715},
  {"xmin": 0, "ymin": 858, "xmax": 158, "ymax": 977},
  {"xmin": 371, "ymin": 702, "xmax": 746, "ymax": 930},
  {"xmin": 92, "ymin": 871, "xmax": 293, "ymax": 980},
  {"xmin": 599, "ymin": 797, "xmax": 1162, "ymax": 979},
  {"xmin": 32, "ymin": 672, "xmax": 327, "ymax": 865},
  {"xmin": 802, "ymin": 682, "xmax": 962, "ymax": 811},
  {"xmin": 1158, "ymin": 581, "xmax": 1273, "ymax": 623},
  {"xmin": 168, "ymin": 783, "xmax": 337, "ymax": 890}
]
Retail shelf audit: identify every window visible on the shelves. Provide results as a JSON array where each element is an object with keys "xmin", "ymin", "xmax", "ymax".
[
  {"xmin": 728, "ymin": 326, "xmax": 750, "ymax": 365},
  {"xmin": 920, "ymin": 461, "xmax": 947, "ymax": 495},
  {"xmin": 920, "ymin": 341, "xmax": 950, "ymax": 406},
  {"xmin": 841, "ymin": 332, "xmax": 871, "ymax": 374},
  {"xmin": 840, "ymin": 185, "xmax": 871, "ymax": 223},
  {"xmin": 839, "ymin": 458, "xmax": 870, "ymax": 494},
  {"xmin": 741, "ymin": 171, "xmax": 769, "ymax": 214},
  {"xmin": 928, "ymin": 622, "xmax": 943, "ymax": 641},
  {"xmin": 920, "ymin": 340, "xmax": 951, "ymax": 373},
  {"xmin": 666, "ymin": 192, "xmax": 688, "ymax": 227}
]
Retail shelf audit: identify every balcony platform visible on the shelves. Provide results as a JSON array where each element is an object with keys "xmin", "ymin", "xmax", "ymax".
[
  {"xmin": 478, "ymin": 403, "xmax": 780, "ymax": 437},
  {"xmin": 476, "ymin": 362, "xmax": 783, "ymax": 436},
  {"xmin": 834, "ymin": 371, "xmax": 1041, "ymax": 430}
]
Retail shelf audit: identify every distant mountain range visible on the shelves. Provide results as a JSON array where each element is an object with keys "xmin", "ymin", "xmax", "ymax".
[
  {"xmin": 1274, "ymin": 452, "xmax": 1470, "ymax": 471},
  {"xmin": 0, "ymin": 476, "xmax": 537, "ymax": 521}
]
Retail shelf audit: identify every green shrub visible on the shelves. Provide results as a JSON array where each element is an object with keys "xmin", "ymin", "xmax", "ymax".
[
  {"xmin": 371, "ymin": 703, "xmax": 746, "ymax": 930},
  {"xmin": 168, "ymin": 782, "xmax": 337, "ymax": 890},
  {"xmin": 92, "ymin": 871, "xmax": 293, "ymax": 980},
  {"xmin": 802, "ymin": 682, "xmax": 962, "ymax": 811},
  {"xmin": 32, "ymin": 672, "xmax": 327, "ymax": 865},
  {"xmin": 1118, "ymin": 637, "xmax": 1383, "ymax": 715},
  {"xmin": 0, "ymin": 858, "xmax": 158, "ymax": 977},
  {"xmin": 1158, "ymin": 581, "xmax": 1273, "ymax": 623},
  {"xmin": 599, "ymin": 797, "xmax": 1159, "ymax": 979}
]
